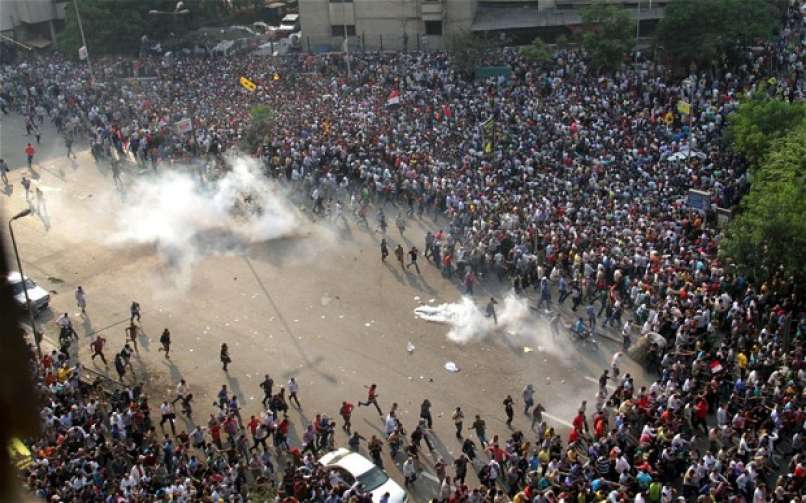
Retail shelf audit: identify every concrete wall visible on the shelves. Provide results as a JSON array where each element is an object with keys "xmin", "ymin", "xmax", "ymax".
[
  {"xmin": 0, "ymin": 0, "xmax": 64, "ymax": 42},
  {"xmin": 299, "ymin": 0, "xmax": 478, "ymax": 51},
  {"xmin": 298, "ymin": 0, "xmax": 332, "ymax": 50}
]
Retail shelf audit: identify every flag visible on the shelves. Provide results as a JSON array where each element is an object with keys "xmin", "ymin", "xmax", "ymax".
[
  {"xmin": 442, "ymin": 104, "xmax": 452, "ymax": 119},
  {"xmin": 709, "ymin": 360, "xmax": 723, "ymax": 373},
  {"xmin": 481, "ymin": 117, "xmax": 495, "ymax": 154},
  {"xmin": 239, "ymin": 76, "xmax": 257, "ymax": 92},
  {"xmin": 677, "ymin": 100, "xmax": 691, "ymax": 115},
  {"xmin": 386, "ymin": 89, "xmax": 400, "ymax": 108},
  {"xmin": 78, "ymin": 46, "xmax": 88, "ymax": 60}
]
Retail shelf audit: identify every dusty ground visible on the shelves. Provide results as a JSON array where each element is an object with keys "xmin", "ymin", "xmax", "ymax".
[{"xmin": 1, "ymin": 112, "xmax": 651, "ymax": 499}]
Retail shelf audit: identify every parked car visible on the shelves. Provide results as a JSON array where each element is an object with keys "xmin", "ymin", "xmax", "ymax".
[
  {"xmin": 7, "ymin": 272, "xmax": 50, "ymax": 312},
  {"xmin": 318, "ymin": 449, "xmax": 407, "ymax": 503}
]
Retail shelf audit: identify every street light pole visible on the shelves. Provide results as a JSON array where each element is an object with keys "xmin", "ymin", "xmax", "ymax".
[
  {"xmin": 8, "ymin": 209, "xmax": 41, "ymax": 359},
  {"xmin": 72, "ymin": 0, "xmax": 94, "ymax": 81},
  {"xmin": 343, "ymin": 1, "xmax": 351, "ymax": 81}
]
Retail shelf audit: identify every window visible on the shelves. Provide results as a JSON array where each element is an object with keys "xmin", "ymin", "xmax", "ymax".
[
  {"xmin": 424, "ymin": 20, "xmax": 443, "ymax": 36},
  {"xmin": 331, "ymin": 25, "xmax": 356, "ymax": 36}
]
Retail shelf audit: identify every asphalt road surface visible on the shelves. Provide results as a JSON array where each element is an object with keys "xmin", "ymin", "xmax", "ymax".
[{"xmin": 1, "ymin": 112, "xmax": 651, "ymax": 500}]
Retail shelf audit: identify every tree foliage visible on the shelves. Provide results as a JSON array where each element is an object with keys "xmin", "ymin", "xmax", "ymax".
[
  {"xmin": 579, "ymin": 0, "xmax": 634, "ymax": 71},
  {"xmin": 242, "ymin": 105, "xmax": 275, "ymax": 153},
  {"xmin": 720, "ymin": 119, "xmax": 806, "ymax": 286},
  {"xmin": 521, "ymin": 36, "xmax": 552, "ymax": 63},
  {"xmin": 727, "ymin": 96, "xmax": 806, "ymax": 167},
  {"xmin": 59, "ymin": 0, "xmax": 153, "ymax": 58},
  {"xmin": 655, "ymin": 0, "xmax": 778, "ymax": 70},
  {"xmin": 444, "ymin": 30, "xmax": 493, "ymax": 81}
]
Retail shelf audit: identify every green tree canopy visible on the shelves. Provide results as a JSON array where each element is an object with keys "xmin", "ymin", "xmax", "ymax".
[
  {"xmin": 720, "ymin": 120, "xmax": 806, "ymax": 286},
  {"xmin": 242, "ymin": 105, "xmax": 275, "ymax": 153},
  {"xmin": 655, "ymin": 0, "xmax": 778, "ymax": 70},
  {"xmin": 579, "ymin": 0, "xmax": 634, "ymax": 71},
  {"xmin": 59, "ymin": 0, "xmax": 154, "ymax": 58},
  {"xmin": 444, "ymin": 30, "xmax": 494, "ymax": 81},
  {"xmin": 727, "ymin": 96, "xmax": 806, "ymax": 167},
  {"xmin": 521, "ymin": 36, "xmax": 552, "ymax": 63}
]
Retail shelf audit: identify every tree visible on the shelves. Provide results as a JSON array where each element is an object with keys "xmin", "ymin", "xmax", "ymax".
[
  {"xmin": 579, "ymin": 0, "xmax": 634, "ymax": 72},
  {"xmin": 444, "ymin": 30, "xmax": 493, "ymax": 81},
  {"xmin": 59, "ymin": 0, "xmax": 155, "ymax": 58},
  {"xmin": 727, "ymin": 96, "xmax": 806, "ymax": 167},
  {"xmin": 720, "ymin": 122, "xmax": 806, "ymax": 286},
  {"xmin": 655, "ymin": 0, "xmax": 778, "ymax": 70},
  {"xmin": 242, "ymin": 105, "xmax": 275, "ymax": 153},
  {"xmin": 521, "ymin": 36, "xmax": 552, "ymax": 63}
]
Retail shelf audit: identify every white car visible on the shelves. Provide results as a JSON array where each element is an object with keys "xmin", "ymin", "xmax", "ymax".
[
  {"xmin": 319, "ymin": 448, "xmax": 407, "ymax": 503},
  {"xmin": 7, "ymin": 272, "xmax": 50, "ymax": 312}
]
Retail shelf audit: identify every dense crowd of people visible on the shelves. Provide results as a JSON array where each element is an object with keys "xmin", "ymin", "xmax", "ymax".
[{"xmin": 4, "ymin": 2, "xmax": 806, "ymax": 502}]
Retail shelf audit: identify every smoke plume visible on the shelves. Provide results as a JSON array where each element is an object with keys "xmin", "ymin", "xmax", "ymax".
[
  {"xmin": 107, "ymin": 155, "xmax": 300, "ymax": 286},
  {"xmin": 414, "ymin": 292, "xmax": 570, "ymax": 360}
]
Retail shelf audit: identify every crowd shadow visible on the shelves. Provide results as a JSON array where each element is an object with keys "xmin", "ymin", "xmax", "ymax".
[
  {"xmin": 162, "ymin": 357, "xmax": 183, "ymax": 384},
  {"xmin": 81, "ymin": 313, "xmax": 94, "ymax": 337}
]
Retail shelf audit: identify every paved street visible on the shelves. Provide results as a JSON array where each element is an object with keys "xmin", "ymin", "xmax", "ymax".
[{"xmin": 1, "ymin": 112, "xmax": 650, "ymax": 499}]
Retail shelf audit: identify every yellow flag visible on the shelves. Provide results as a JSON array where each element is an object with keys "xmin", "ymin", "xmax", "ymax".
[
  {"xmin": 677, "ymin": 100, "xmax": 691, "ymax": 115},
  {"xmin": 664, "ymin": 111, "xmax": 674, "ymax": 125},
  {"xmin": 239, "ymin": 76, "xmax": 257, "ymax": 92}
]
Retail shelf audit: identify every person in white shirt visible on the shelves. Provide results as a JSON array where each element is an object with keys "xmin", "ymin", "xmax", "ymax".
[
  {"xmin": 287, "ymin": 377, "xmax": 301, "ymax": 408},
  {"xmin": 160, "ymin": 401, "xmax": 177, "ymax": 435},
  {"xmin": 172, "ymin": 379, "xmax": 188, "ymax": 405},
  {"xmin": 75, "ymin": 286, "xmax": 87, "ymax": 314},
  {"xmin": 615, "ymin": 454, "xmax": 630, "ymax": 475},
  {"xmin": 402, "ymin": 456, "xmax": 417, "ymax": 486}
]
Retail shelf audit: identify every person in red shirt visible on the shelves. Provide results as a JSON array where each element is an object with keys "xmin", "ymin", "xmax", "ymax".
[
  {"xmin": 694, "ymin": 397, "xmax": 709, "ymax": 433},
  {"xmin": 593, "ymin": 414, "xmax": 607, "ymax": 439},
  {"xmin": 568, "ymin": 427, "xmax": 579, "ymax": 444},
  {"xmin": 358, "ymin": 383, "xmax": 383, "ymax": 416},
  {"xmin": 24, "ymin": 143, "xmax": 35, "ymax": 169},
  {"xmin": 90, "ymin": 335, "xmax": 107, "ymax": 366},
  {"xmin": 276, "ymin": 415, "xmax": 290, "ymax": 449},
  {"xmin": 340, "ymin": 401, "xmax": 354, "ymax": 433},
  {"xmin": 247, "ymin": 415, "xmax": 260, "ymax": 437},
  {"xmin": 209, "ymin": 420, "xmax": 222, "ymax": 449},
  {"xmin": 572, "ymin": 410, "xmax": 588, "ymax": 433}
]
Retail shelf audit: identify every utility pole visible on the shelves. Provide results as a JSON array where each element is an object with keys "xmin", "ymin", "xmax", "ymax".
[
  {"xmin": 73, "ymin": 0, "xmax": 94, "ymax": 81},
  {"xmin": 343, "ymin": 1, "xmax": 351, "ymax": 81},
  {"xmin": 9, "ymin": 209, "xmax": 41, "ymax": 359}
]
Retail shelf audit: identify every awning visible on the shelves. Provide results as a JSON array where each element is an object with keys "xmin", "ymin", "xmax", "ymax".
[
  {"xmin": 471, "ymin": 6, "xmax": 581, "ymax": 31},
  {"xmin": 23, "ymin": 37, "xmax": 52, "ymax": 49}
]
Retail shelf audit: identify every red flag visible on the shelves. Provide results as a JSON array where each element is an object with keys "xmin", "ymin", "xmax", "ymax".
[{"xmin": 386, "ymin": 89, "xmax": 400, "ymax": 107}]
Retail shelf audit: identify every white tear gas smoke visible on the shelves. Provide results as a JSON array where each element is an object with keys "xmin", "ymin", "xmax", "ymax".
[
  {"xmin": 107, "ymin": 156, "xmax": 300, "ymax": 285},
  {"xmin": 414, "ymin": 292, "xmax": 571, "ymax": 360}
]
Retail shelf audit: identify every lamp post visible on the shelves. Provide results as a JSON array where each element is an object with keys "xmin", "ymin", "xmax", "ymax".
[
  {"xmin": 9, "ymin": 208, "xmax": 41, "ymax": 359},
  {"xmin": 683, "ymin": 77, "xmax": 695, "ymax": 170},
  {"xmin": 342, "ymin": 1, "xmax": 351, "ymax": 81},
  {"xmin": 72, "ymin": 0, "xmax": 94, "ymax": 81}
]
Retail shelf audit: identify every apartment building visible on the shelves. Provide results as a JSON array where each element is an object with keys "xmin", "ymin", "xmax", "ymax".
[
  {"xmin": 0, "ymin": 0, "xmax": 67, "ymax": 48},
  {"xmin": 298, "ymin": 0, "xmax": 671, "ymax": 51}
]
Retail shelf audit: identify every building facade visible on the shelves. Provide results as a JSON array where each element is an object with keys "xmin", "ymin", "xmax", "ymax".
[
  {"xmin": 0, "ymin": 0, "xmax": 67, "ymax": 49},
  {"xmin": 298, "ymin": 0, "xmax": 670, "ymax": 52}
]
